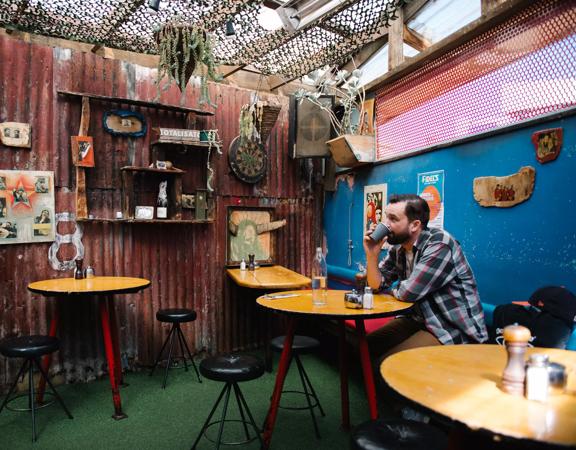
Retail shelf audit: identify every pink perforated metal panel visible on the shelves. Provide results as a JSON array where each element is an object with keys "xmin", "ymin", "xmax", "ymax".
[{"xmin": 375, "ymin": 0, "xmax": 576, "ymax": 161}]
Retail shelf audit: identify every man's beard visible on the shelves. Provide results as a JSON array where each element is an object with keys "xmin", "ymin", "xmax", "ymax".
[{"xmin": 387, "ymin": 229, "xmax": 410, "ymax": 245}]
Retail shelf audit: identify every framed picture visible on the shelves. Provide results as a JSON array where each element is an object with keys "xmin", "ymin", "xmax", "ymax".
[
  {"xmin": 135, "ymin": 206, "xmax": 154, "ymax": 220},
  {"xmin": 363, "ymin": 183, "xmax": 387, "ymax": 233},
  {"xmin": 71, "ymin": 135, "xmax": 95, "ymax": 167},
  {"xmin": 0, "ymin": 170, "xmax": 55, "ymax": 244},
  {"xmin": 226, "ymin": 207, "xmax": 275, "ymax": 266},
  {"xmin": 156, "ymin": 160, "xmax": 167, "ymax": 170}
]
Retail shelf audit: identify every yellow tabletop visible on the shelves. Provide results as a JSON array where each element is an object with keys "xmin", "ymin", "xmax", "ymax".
[
  {"xmin": 381, "ymin": 344, "xmax": 576, "ymax": 446},
  {"xmin": 28, "ymin": 276, "xmax": 151, "ymax": 296},
  {"xmin": 227, "ymin": 265, "xmax": 311, "ymax": 290},
  {"xmin": 257, "ymin": 289, "xmax": 412, "ymax": 318}
]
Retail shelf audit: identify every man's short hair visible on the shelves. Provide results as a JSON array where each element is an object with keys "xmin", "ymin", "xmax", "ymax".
[{"xmin": 389, "ymin": 194, "xmax": 430, "ymax": 229}]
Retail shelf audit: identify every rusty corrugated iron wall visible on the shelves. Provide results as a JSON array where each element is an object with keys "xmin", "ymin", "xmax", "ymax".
[{"xmin": 0, "ymin": 33, "xmax": 324, "ymax": 390}]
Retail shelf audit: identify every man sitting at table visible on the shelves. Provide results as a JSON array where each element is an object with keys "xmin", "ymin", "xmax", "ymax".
[{"xmin": 364, "ymin": 194, "xmax": 487, "ymax": 360}]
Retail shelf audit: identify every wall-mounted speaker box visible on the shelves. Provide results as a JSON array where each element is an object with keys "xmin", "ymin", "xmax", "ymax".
[{"xmin": 289, "ymin": 95, "xmax": 334, "ymax": 158}]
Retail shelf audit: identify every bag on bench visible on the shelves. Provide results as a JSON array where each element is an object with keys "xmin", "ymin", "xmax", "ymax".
[{"xmin": 489, "ymin": 286, "xmax": 576, "ymax": 349}]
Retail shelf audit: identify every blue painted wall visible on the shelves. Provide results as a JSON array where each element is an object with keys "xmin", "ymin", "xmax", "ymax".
[{"xmin": 324, "ymin": 114, "xmax": 576, "ymax": 306}]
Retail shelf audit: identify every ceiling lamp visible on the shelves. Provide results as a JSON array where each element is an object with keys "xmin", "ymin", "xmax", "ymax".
[
  {"xmin": 226, "ymin": 19, "xmax": 235, "ymax": 38},
  {"xmin": 258, "ymin": 5, "xmax": 284, "ymax": 31},
  {"xmin": 147, "ymin": 0, "xmax": 160, "ymax": 12}
]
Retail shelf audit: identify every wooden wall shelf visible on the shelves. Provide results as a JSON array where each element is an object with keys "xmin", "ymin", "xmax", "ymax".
[
  {"xmin": 121, "ymin": 166, "xmax": 185, "ymax": 174},
  {"xmin": 57, "ymin": 90, "xmax": 214, "ymax": 116},
  {"xmin": 77, "ymin": 218, "xmax": 213, "ymax": 224}
]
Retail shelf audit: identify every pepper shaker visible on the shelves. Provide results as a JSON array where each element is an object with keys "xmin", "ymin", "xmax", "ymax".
[{"xmin": 501, "ymin": 324, "xmax": 531, "ymax": 396}]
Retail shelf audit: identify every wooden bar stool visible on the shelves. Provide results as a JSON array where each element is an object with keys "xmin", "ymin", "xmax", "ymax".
[
  {"xmin": 149, "ymin": 308, "xmax": 201, "ymax": 388},
  {"xmin": 0, "ymin": 335, "xmax": 73, "ymax": 442},
  {"xmin": 192, "ymin": 354, "xmax": 265, "ymax": 449},
  {"xmin": 270, "ymin": 335, "xmax": 325, "ymax": 438}
]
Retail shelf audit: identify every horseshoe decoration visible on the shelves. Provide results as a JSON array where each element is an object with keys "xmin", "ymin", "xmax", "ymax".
[{"xmin": 48, "ymin": 212, "xmax": 84, "ymax": 271}]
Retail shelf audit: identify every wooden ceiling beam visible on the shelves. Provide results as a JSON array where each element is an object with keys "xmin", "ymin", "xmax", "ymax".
[{"xmin": 403, "ymin": 24, "xmax": 431, "ymax": 52}]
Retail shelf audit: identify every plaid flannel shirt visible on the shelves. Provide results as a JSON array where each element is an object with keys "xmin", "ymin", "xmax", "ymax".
[{"xmin": 379, "ymin": 228, "xmax": 488, "ymax": 345}]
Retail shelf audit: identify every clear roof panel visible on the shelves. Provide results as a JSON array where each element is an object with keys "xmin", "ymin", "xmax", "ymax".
[
  {"xmin": 407, "ymin": 0, "xmax": 481, "ymax": 44},
  {"xmin": 358, "ymin": 43, "xmax": 419, "ymax": 87}
]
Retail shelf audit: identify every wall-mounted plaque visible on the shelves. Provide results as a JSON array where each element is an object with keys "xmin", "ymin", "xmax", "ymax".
[
  {"xmin": 0, "ymin": 122, "xmax": 31, "ymax": 148},
  {"xmin": 103, "ymin": 110, "xmax": 146, "ymax": 137}
]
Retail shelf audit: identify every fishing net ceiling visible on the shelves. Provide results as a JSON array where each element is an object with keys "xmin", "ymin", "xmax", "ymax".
[{"xmin": 0, "ymin": 0, "xmax": 406, "ymax": 79}]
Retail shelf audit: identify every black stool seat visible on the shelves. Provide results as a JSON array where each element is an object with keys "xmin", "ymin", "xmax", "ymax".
[
  {"xmin": 156, "ymin": 308, "xmax": 197, "ymax": 323},
  {"xmin": 200, "ymin": 354, "xmax": 265, "ymax": 383},
  {"xmin": 350, "ymin": 419, "xmax": 448, "ymax": 450},
  {"xmin": 0, "ymin": 335, "xmax": 59, "ymax": 358},
  {"xmin": 270, "ymin": 335, "xmax": 320, "ymax": 354}
]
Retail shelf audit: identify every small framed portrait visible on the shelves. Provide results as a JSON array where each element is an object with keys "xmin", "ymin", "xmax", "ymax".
[
  {"xmin": 156, "ymin": 160, "xmax": 168, "ymax": 170},
  {"xmin": 0, "ymin": 176, "xmax": 6, "ymax": 190},
  {"xmin": 182, "ymin": 194, "xmax": 194, "ymax": 209},
  {"xmin": 0, "ymin": 198, "xmax": 6, "ymax": 218},
  {"xmin": 71, "ymin": 136, "xmax": 95, "ymax": 167},
  {"xmin": 34, "ymin": 176, "xmax": 49, "ymax": 193},
  {"xmin": 135, "ymin": 206, "xmax": 154, "ymax": 220},
  {"xmin": 0, "ymin": 221, "xmax": 17, "ymax": 239}
]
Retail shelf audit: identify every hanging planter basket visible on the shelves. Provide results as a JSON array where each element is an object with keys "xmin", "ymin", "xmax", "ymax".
[
  {"xmin": 258, "ymin": 103, "xmax": 282, "ymax": 144},
  {"xmin": 154, "ymin": 21, "xmax": 221, "ymax": 106}
]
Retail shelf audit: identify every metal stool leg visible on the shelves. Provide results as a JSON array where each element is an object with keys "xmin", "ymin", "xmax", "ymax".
[
  {"xmin": 28, "ymin": 359, "xmax": 36, "ymax": 442},
  {"xmin": 215, "ymin": 383, "xmax": 232, "ymax": 450},
  {"xmin": 294, "ymin": 355, "xmax": 321, "ymax": 439},
  {"xmin": 175, "ymin": 325, "xmax": 189, "ymax": 372},
  {"xmin": 0, "ymin": 358, "xmax": 29, "ymax": 415},
  {"xmin": 235, "ymin": 382, "xmax": 265, "ymax": 449},
  {"xmin": 34, "ymin": 358, "xmax": 73, "ymax": 419},
  {"xmin": 162, "ymin": 325, "xmax": 178, "ymax": 389},
  {"xmin": 297, "ymin": 355, "xmax": 325, "ymax": 416},
  {"xmin": 191, "ymin": 383, "xmax": 229, "ymax": 450},
  {"xmin": 178, "ymin": 326, "xmax": 202, "ymax": 383},
  {"xmin": 232, "ymin": 382, "xmax": 251, "ymax": 440},
  {"xmin": 149, "ymin": 325, "xmax": 176, "ymax": 376}
]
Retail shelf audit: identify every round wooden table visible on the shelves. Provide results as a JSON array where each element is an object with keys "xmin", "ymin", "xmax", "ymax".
[
  {"xmin": 28, "ymin": 276, "xmax": 150, "ymax": 420},
  {"xmin": 257, "ymin": 289, "xmax": 412, "ymax": 448},
  {"xmin": 381, "ymin": 344, "xmax": 576, "ymax": 447}
]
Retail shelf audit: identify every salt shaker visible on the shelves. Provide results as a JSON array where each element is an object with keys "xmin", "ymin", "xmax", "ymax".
[
  {"xmin": 525, "ymin": 354, "xmax": 549, "ymax": 402},
  {"xmin": 501, "ymin": 324, "xmax": 531, "ymax": 396},
  {"xmin": 363, "ymin": 286, "xmax": 374, "ymax": 309},
  {"xmin": 240, "ymin": 258, "xmax": 246, "ymax": 271},
  {"xmin": 85, "ymin": 265, "xmax": 95, "ymax": 278}
]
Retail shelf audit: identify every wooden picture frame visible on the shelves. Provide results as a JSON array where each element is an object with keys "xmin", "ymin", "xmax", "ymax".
[
  {"xmin": 135, "ymin": 206, "xmax": 154, "ymax": 220},
  {"xmin": 71, "ymin": 135, "xmax": 95, "ymax": 167},
  {"xmin": 226, "ymin": 206, "xmax": 275, "ymax": 266}
]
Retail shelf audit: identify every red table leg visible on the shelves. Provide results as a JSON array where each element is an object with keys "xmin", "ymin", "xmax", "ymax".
[
  {"xmin": 338, "ymin": 319, "xmax": 350, "ymax": 430},
  {"xmin": 262, "ymin": 316, "xmax": 295, "ymax": 449},
  {"xmin": 355, "ymin": 318, "xmax": 379, "ymax": 420},
  {"xmin": 99, "ymin": 298, "xmax": 127, "ymax": 420},
  {"xmin": 107, "ymin": 295, "xmax": 124, "ymax": 386},
  {"xmin": 36, "ymin": 310, "xmax": 59, "ymax": 404}
]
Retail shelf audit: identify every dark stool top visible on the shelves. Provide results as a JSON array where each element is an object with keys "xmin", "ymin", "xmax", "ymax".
[
  {"xmin": 270, "ymin": 335, "xmax": 320, "ymax": 354},
  {"xmin": 156, "ymin": 308, "xmax": 197, "ymax": 323},
  {"xmin": 0, "ymin": 335, "xmax": 60, "ymax": 359},
  {"xmin": 350, "ymin": 419, "xmax": 448, "ymax": 450},
  {"xmin": 200, "ymin": 354, "xmax": 265, "ymax": 383}
]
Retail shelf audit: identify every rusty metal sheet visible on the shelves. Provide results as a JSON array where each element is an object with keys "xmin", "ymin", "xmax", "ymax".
[{"xmin": 0, "ymin": 34, "xmax": 323, "ymax": 391}]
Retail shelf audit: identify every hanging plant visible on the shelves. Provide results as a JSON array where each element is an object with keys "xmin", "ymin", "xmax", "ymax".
[{"xmin": 155, "ymin": 21, "xmax": 222, "ymax": 106}]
